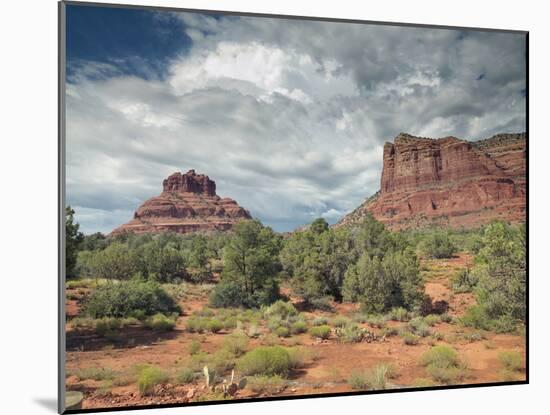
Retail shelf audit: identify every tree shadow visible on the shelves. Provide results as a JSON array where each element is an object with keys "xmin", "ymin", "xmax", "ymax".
[{"xmin": 66, "ymin": 326, "xmax": 180, "ymax": 352}]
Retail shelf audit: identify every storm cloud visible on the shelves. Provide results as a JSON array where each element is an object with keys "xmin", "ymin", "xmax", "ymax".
[{"xmin": 65, "ymin": 8, "xmax": 526, "ymax": 233}]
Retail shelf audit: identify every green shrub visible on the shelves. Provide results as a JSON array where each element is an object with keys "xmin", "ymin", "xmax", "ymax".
[
  {"xmin": 440, "ymin": 313, "xmax": 453, "ymax": 323},
  {"xmin": 426, "ymin": 365, "xmax": 466, "ymax": 384},
  {"xmin": 188, "ymin": 351, "xmax": 210, "ymax": 371},
  {"xmin": 223, "ymin": 331, "xmax": 249, "ymax": 356},
  {"xmin": 209, "ymin": 349, "xmax": 236, "ymax": 373},
  {"xmin": 401, "ymin": 331, "xmax": 420, "ymax": 345},
  {"xmin": 137, "ymin": 366, "xmax": 168, "ymax": 396},
  {"xmin": 267, "ymin": 316, "xmax": 286, "ymax": 331},
  {"xmin": 498, "ymin": 351, "xmax": 523, "ymax": 372},
  {"xmin": 275, "ymin": 326, "xmax": 290, "ymax": 338},
  {"xmin": 188, "ymin": 340, "xmax": 201, "ymax": 355},
  {"xmin": 336, "ymin": 323, "xmax": 364, "ymax": 343},
  {"xmin": 196, "ymin": 307, "xmax": 215, "ymax": 317},
  {"xmin": 290, "ymin": 321, "xmax": 308, "ymax": 334},
  {"xmin": 420, "ymin": 231, "xmax": 457, "ymax": 259},
  {"xmin": 366, "ymin": 315, "xmax": 387, "ymax": 329},
  {"xmin": 309, "ymin": 325, "xmax": 331, "ymax": 340},
  {"xmin": 499, "ymin": 369, "xmax": 521, "ymax": 382},
  {"xmin": 247, "ymin": 375, "xmax": 286, "ymax": 394},
  {"xmin": 387, "ymin": 307, "xmax": 410, "ymax": 322},
  {"xmin": 96, "ymin": 380, "xmax": 113, "ymax": 397},
  {"xmin": 223, "ymin": 316, "xmax": 238, "ymax": 330},
  {"xmin": 420, "ymin": 346, "xmax": 460, "ymax": 368},
  {"xmin": 95, "ymin": 318, "xmax": 122, "ymax": 336},
  {"xmin": 145, "ymin": 313, "xmax": 176, "ymax": 331},
  {"xmin": 206, "ymin": 318, "xmax": 223, "ymax": 333},
  {"xmin": 331, "ymin": 316, "xmax": 350, "ymax": 328},
  {"xmin": 460, "ymin": 306, "xmax": 491, "ymax": 330},
  {"xmin": 452, "ymin": 268, "xmax": 478, "ymax": 293},
  {"xmin": 367, "ymin": 364, "xmax": 389, "ymax": 390},
  {"xmin": 348, "ymin": 370, "xmax": 369, "ymax": 390},
  {"xmin": 176, "ymin": 367, "xmax": 195, "ymax": 384},
  {"xmin": 348, "ymin": 363, "xmax": 394, "ymax": 390},
  {"xmin": 84, "ymin": 280, "xmax": 180, "ymax": 319},
  {"xmin": 209, "ymin": 281, "xmax": 245, "ymax": 308},
  {"xmin": 492, "ymin": 315, "xmax": 517, "ymax": 333},
  {"xmin": 312, "ymin": 317, "xmax": 328, "ymax": 326},
  {"xmin": 409, "ymin": 317, "xmax": 431, "ymax": 337},
  {"xmin": 420, "ymin": 345, "xmax": 467, "ymax": 384},
  {"xmin": 424, "ymin": 314, "xmax": 440, "ymax": 326},
  {"xmin": 186, "ymin": 316, "xmax": 208, "ymax": 333},
  {"xmin": 247, "ymin": 323, "xmax": 261, "ymax": 338},
  {"xmin": 70, "ymin": 317, "xmax": 95, "ymax": 329},
  {"xmin": 264, "ymin": 300, "xmax": 297, "ymax": 320},
  {"xmin": 236, "ymin": 346, "xmax": 292, "ymax": 377},
  {"xmin": 74, "ymin": 367, "xmax": 116, "ymax": 381},
  {"xmin": 380, "ymin": 362, "xmax": 398, "ymax": 379},
  {"xmin": 286, "ymin": 347, "xmax": 312, "ymax": 369},
  {"xmin": 121, "ymin": 317, "xmax": 140, "ymax": 327}
]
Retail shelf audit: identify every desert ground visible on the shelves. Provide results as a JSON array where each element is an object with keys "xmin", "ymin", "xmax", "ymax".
[{"xmin": 65, "ymin": 252, "xmax": 526, "ymax": 410}]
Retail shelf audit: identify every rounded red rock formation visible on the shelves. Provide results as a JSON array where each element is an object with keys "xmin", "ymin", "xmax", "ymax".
[{"xmin": 111, "ymin": 170, "xmax": 251, "ymax": 235}]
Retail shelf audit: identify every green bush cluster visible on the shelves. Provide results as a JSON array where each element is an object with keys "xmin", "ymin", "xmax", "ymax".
[
  {"xmin": 83, "ymin": 280, "xmax": 180, "ymax": 319},
  {"xmin": 176, "ymin": 367, "xmax": 196, "ymax": 384},
  {"xmin": 498, "ymin": 351, "xmax": 523, "ymax": 372},
  {"xmin": 74, "ymin": 229, "xmax": 230, "ymax": 283},
  {"xmin": 348, "ymin": 363, "xmax": 396, "ymax": 390},
  {"xmin": 223, "ymin": 331, "xmax": 249, "ymax": 356},
  {"xmin": 400, "ymin": 331, "xmax": 420, "ymax": 345},
  {"xmin": 419, "ymin": 231, "xmax": 457, "ymax": 259},
  {"xmin": 452, "ymin": 268, "xmax": 479, "ymax": 293},
  {"xmin": 186, "ymin": 316, "xmax": 225, "ymax": 334},
  {"xmin": 136, "ymin": 365, "xmax": 169, "ymax": 396},
  {"xmin": 420, "ymin": 346, "xmax": 467, "ymax": 384},
  {"xmin": 335, "ymin": 323, "xmax": 366, "ymax": 343},
  {"xmin": 309, "ymin": 325, "xmax": 331, "ymax": 340},
  {"xmin": 236, "ymin": 346, "xmax": 292, "ymax": 377},
  {"xmin": 144, "ymin": 313, "xmax": 177, "ymax": 331}
]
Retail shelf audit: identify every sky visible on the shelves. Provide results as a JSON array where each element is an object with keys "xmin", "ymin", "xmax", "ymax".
[{"xmin": 65, "ymin": 4, "xmax": 527, "ymax": 234}]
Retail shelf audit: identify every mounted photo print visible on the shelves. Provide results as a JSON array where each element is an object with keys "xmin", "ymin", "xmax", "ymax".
[{"xmin": 59, "ymin": 1, "xmax": 528, "ymax": 412}]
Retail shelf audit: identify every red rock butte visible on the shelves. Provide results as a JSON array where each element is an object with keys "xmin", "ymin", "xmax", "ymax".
[
  {"xmin": 110, "ymin": 170, "xmax": 252, "ymax": 235},
  {"xmin": 337, "ymin": 132, "xmax": 526, "ymax": 229}
]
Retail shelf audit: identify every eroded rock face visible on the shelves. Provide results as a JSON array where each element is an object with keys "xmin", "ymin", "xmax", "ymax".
[
  {"xmin": 111, "ymin": 170, "xmax": 251, "ymax": 235},
  {"xmin": 338, "ymin": 132, "xmax": 526, "ymax": 229}
]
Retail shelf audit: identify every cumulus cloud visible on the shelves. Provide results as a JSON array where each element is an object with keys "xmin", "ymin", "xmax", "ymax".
[{"xmin": 66, "ymin": 11, "xmax": 526, "ymax": 234}]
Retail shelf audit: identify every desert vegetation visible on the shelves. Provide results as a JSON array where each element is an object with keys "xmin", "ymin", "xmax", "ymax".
[{"xmin": 65, "ymin": 207, "xmax": 526, "ymax": 409}]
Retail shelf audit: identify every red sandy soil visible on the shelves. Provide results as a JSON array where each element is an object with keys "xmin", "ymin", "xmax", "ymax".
[{"xmin": 65, "ymin": 253, "xmax": 526, "ymax": 409}]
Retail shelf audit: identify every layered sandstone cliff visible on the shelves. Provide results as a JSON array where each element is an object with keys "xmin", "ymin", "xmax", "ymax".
[
  {"xmin": 111, "ymin": 170, "xmax": 251, "ymax": 235},
  {"xmin": 338, "ymin": 132, "xmax": 526, "ymax": 229}
]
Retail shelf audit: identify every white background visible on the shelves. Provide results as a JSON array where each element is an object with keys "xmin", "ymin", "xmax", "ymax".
[{"xmin": 0, "ymin": 0, "xmax": 545, "ymax": 413}]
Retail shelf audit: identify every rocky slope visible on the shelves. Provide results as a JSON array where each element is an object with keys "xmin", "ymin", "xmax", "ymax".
[
  {"xmin": 111, "ymin": 170, "xmax": 251, "ymax": 235},
  {"xmin": 337, "ymin": 132, "xmax": 526, "ymax": 229}
]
